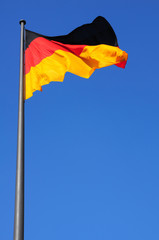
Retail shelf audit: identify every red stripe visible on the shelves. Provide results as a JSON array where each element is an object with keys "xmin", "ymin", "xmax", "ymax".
[
  {"xmin": 25, "ymin": 37, "xmax": 86, "ymax": 74},
  {"xmin": 115, "ymin": 61, "xmax": 127, "ymax": 68}
]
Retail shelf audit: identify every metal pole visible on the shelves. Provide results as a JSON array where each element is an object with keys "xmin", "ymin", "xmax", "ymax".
[{"xmin": 14, "ymin": 19, "xmax": 26, "ymax": 240}]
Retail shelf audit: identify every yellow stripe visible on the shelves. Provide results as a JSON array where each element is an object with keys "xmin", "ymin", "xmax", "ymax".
[
  {"xmin": 25, "ymin": 45, "xmax": 128, "ymax": 99},
  {"xmin": 80, "ymin": 44, "xmax": 128, "ymax": 68}
]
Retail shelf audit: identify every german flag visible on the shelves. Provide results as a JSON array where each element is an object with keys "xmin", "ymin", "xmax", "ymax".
[{"xmin": 25, "ymin": 16, "xmax": 128, "ymax": 99}]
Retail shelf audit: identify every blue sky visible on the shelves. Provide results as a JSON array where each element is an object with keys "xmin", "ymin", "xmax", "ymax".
[{"xmin": 1, "ymin": 0, "xmax": 159, "ymax": 240}]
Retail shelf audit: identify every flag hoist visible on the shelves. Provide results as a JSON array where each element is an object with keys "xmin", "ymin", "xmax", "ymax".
[{"xmin": 14, "ymin": 16, "xmax": 128, "ymax": 240}]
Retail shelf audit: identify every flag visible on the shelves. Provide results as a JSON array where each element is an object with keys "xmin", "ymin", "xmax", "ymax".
[{"xmin": 25, "ymin": 16, "xmax": 128, "ymax": 99}]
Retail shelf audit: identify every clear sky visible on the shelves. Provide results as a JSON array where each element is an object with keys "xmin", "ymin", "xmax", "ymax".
[{"xmin": 1, "ymin": 0, "xmax": 159, "ymax": 240}]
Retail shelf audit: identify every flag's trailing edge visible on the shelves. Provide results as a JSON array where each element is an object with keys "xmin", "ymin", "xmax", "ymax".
[{"xmin": 25, "ymin": 16, "xmax": 128, "ymax": 99}]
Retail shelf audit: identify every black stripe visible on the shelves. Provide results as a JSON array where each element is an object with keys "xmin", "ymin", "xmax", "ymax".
[{"xmin": 25, "ymin": 16, "xmax": 118, "ymax": 50}]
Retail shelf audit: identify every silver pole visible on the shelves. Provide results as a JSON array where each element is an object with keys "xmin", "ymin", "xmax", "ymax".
[{"xmin": 14, "ymin": 19, "xmax": 26, "ymax": 240}]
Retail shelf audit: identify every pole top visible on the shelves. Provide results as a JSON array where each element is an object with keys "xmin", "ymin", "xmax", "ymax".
[{"xmin": 19, "ymin": 19, "xmax": 26, "ymax": 25}]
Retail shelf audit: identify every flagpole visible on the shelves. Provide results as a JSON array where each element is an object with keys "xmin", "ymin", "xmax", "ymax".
[{"xmin": 14, "ymin": 19, "xmax": 26, "ymax": 240}]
